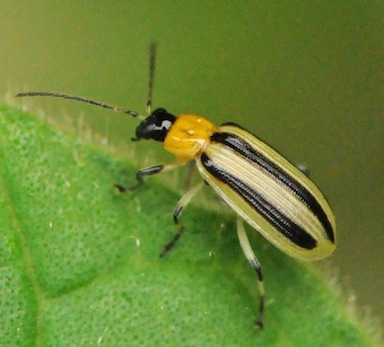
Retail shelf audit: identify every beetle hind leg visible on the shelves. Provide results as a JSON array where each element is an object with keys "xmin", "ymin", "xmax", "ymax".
[{"xmin": 236, "ymin": 217, "xmax": 266, "ymax": 329}]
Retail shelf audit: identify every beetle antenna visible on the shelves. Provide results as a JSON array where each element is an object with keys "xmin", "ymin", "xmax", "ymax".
[
  {"xmin": 146, "ymin": 42, "xmax": 156, "ymax": 115},
  {"xmin": 15, "ymin": 91, "xmax": 145, "ymax": 120}
]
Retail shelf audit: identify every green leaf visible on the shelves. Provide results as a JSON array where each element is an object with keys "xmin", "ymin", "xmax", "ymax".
[{"xmin": 0, "ymin": 105, "xmax": 376, "ymax": 346}]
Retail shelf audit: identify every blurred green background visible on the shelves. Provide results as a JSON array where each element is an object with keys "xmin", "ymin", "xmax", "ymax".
[{"xmin": 1, "ymin": 0, "xmax": 383, "ymax": 327}]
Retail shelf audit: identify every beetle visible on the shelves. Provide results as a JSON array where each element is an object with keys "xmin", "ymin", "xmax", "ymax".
[{"xmin": 16, "ymin": 43, "xmax": 336, "ymax": 328}]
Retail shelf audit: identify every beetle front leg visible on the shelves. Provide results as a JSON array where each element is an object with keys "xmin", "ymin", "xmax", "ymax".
[{"xmin": 114, "ymin": 163, "xmax": 180, "ymax": 192}]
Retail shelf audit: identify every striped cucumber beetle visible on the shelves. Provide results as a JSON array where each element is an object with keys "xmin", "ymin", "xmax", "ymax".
[{"xmin": 16, "ymin": 43, "xmax": 336, "ymax": 328}]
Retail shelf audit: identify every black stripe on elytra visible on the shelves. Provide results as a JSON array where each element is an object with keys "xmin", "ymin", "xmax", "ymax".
[
  {"xmin": 201, "ymin": 153, "xmax": 317, "ymax": 249},
  {"xmin": 210, "ymin": 129, "xmax": 334, "ymax": 243}
]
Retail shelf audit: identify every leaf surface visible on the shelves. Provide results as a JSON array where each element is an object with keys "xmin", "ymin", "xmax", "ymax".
[{"xmin": 0, "ymin": 105, "xmax": 375, "ymax": 346}]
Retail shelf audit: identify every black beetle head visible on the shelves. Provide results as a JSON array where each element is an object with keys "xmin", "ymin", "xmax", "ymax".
[{"xmin": 133, "ymin": 108, "xmax": 176, "ymax": 142}]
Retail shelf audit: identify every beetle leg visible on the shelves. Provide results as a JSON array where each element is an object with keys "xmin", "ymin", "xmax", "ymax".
[
  {"xmin": 114, "ymin": 163, "xmax": 181, "ymax": 192},
  {"xmin": 182, "ymin": 161, "xmax": 196, "ymax": 192},
  {"xmin": 160, "ymin": 182, "xmax": 204, "ymax": 257},
  {"xmin": 296, "ymin": 163, "xmax": 309, "ymax": 176},
  {"xmin": 236, "ymin": 217, "xmax": 265, "ymax": 329}
]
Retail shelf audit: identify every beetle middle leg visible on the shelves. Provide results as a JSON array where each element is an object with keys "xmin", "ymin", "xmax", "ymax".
[{"xmin": 160, "ymin": 182, "xmax": 204, "ymax": 257}]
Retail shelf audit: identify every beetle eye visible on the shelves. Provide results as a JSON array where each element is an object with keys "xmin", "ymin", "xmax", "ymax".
[{"xmin": 134, "ymin": 108, "xmax": 176, "ymax": 142}]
